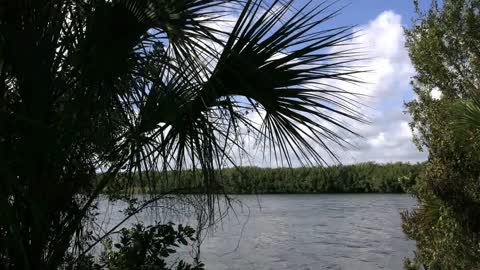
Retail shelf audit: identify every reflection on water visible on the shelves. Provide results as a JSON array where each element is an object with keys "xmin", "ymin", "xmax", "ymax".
[{"xmin": 97, "ymin": 194, "xmax": 416, "ymax": 270}]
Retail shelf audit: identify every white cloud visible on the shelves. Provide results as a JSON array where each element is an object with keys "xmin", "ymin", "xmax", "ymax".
[
  {"xmin": 335, "ymin": 11, "xmax": 427, "ymax": 164},
  {"xmin": 431, "ymin": 87, "xmax": 443, "ymax": 100}
]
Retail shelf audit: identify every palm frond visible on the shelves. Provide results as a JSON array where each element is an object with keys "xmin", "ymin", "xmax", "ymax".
[
  {"xmin": 192, "ymin": 0, "xmax": 366, "ymax": 166},
  {"xmin": 458, "ymin": 91, "xmax": 480, "ymax": 130},
  {"xmin": 93, "ymin": 0, "xmax": 367, "ymax": 222},
  {"xmin": 135, "ymin": 0, "xmax": 241, "ymax": 81},
  {"xmin": 81, "ymin": 0, "xmax": 367, "ymax": 193}
]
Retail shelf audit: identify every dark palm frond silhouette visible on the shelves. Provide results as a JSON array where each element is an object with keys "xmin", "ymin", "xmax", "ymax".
[{"xmin": 0, "ymin": 0, "xmax": 365, "ymax": 268}]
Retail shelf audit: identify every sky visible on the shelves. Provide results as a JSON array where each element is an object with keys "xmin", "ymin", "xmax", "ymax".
[
  {"xmin": 313, "ymin": 0, "xmax": 430, "ymax": 164},
  {"xmin": 322, "ymin": 1, "xmax": 427, "ymax": 28},
  {"xmin": 245, "ymin": 1, "xmax": 431, "ymax": 166}
]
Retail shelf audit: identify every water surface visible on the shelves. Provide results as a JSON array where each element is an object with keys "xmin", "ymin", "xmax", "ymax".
[{"xmin": 99, "ymin": 194, "xmax": 416, "ymax": 270}]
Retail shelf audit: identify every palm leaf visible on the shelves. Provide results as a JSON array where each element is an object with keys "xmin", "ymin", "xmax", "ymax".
[
  {"xmin": 458, "ymin": 91, "xmax": 480, "ymax": 130},
  {"xmin": 191, "ymin": 0, "xmax": 366, "ymax": 166},
  {"xmin": 131, "ymin": 0, "xmax": 367, "ymax": 177}
]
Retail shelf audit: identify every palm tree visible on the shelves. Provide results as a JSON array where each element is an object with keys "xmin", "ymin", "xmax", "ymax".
[{"xmin": 0, "ymin": 0, "xmax": 364, "ymax": 269}]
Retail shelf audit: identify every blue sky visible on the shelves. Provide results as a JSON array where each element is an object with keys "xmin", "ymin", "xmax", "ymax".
[
  {"xmin": 334, "ymin": 1, "xmax": 426, "ymax": 27},
  {"xmin": 290, "ymin": 1, "xmax": 432, "ymax": 28}
]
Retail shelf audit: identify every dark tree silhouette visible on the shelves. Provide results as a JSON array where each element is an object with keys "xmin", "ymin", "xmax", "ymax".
[{"xmin": 0, "ymin": 0, "xmax": 363, "ymax": 269}]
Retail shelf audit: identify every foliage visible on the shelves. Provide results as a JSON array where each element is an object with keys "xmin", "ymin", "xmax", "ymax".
[
  {"xmin": 402, "ymin": 0, "xmax": 480, "ymax": 269},
  {"xmin": 114, "ymin": 162, "xmax": 424, "ymax": 194},
  {"xmin": 66, "ymin": 223, "xmax": 203, "ymax": 270},
  {"xmin": 0, "ymin": 0, "xmax": 363, "ymax": 269},
  {"xmin": 100, "ymin": 223, "xmax": 203, "ymax": 270}
]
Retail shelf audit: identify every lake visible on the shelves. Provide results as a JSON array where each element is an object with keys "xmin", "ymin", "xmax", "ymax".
[{"xmin": 97, "ymin": 194, "xmax": 416, "ymax": 270}]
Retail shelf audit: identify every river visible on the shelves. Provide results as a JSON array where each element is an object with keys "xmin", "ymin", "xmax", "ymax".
[{"xmin": 97, "ymin": 194, "xmax": 416, "ymax": 270}]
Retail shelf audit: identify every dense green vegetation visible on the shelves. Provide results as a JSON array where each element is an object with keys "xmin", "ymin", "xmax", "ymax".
[
  {"xmin": 118, "ymin": 162, "xmax": 424, "ymax": 194},
  {"xmin": 402, "ymin": 0, "xmax": 480, "ymax": 269}
]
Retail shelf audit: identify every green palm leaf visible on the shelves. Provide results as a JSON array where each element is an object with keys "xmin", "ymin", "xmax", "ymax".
[{"xmin": 457, "ymin": 91, "xmax": 480, "ymax": 130}]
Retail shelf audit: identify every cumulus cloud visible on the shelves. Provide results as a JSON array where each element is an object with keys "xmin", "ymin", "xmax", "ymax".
[{"xmin": 334, "ymin": 11, "xmax": 427, "ymax": 164}]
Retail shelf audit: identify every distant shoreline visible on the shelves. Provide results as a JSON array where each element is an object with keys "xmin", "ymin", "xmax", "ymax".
[{"xmin": 100, "ymin": 162, "xmax": 424, "ymax": 195}]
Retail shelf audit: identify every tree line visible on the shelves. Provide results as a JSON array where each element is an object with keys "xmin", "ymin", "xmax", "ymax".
[{"xmin": 108, "ymin": 162, "xmax": 424, "ymax": 194}]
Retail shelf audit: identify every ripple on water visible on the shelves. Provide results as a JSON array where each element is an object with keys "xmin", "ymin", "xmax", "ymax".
[{"xmin": 96, "ymin": 194, "xmax": 416, "ymax": 270}]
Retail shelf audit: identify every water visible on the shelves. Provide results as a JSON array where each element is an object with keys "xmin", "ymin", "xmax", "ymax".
[{"xmin": 98, "ymin": 194, "xmax": 416, "ymax": 270}]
